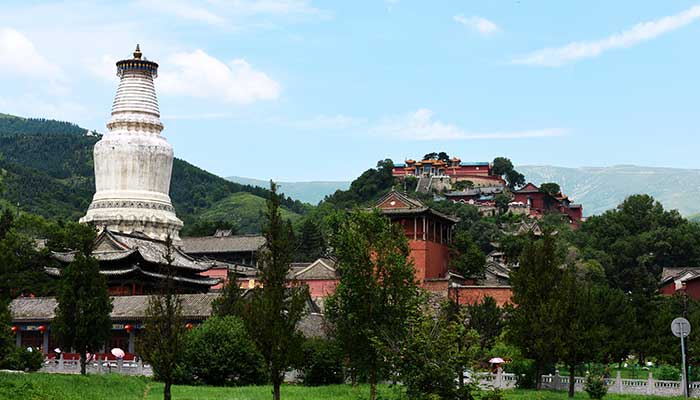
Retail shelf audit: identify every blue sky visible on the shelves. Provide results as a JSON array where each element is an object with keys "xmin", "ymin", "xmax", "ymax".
[{"xmin": 1, "ymin": 1, "xmax": 699, "ymax": 181}]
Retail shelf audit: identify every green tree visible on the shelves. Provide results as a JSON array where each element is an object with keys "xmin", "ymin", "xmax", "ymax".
[
  {"xmin": 495, "ymin": 193, "xmax": 511, "ymax": 215},
  {"xmin": 137, "ymin": 236, "xmax": 186, "ymax": 400},
  {"xmin": 539, "ymin": 183, "xmax": 561, "ymax": 196},
  {"xmin": 492, "ymin": 157, "xmax": 526, "ymax": 189},
  {"xmin": 0, "ymin": 301, "xmax": 13, "ymax": 365},
  {"xmin": 394, "ymin": 310, "xmax": 481, "ymax": 400},
  {"xmin": 449, "ymin": 231, "xmax": 486, "ymax": 279},
  {"xmin": 507, "ymin": 232, "xmax": 563, "ymax": 390},
  {"xmin": 211, "ymin": 274, "xmax": 245, "ymax": 317},
  {"xmin": 244, "ymin": 181, "xmax": 309, "ymax": 400},
  {"xmin": 467, "ymin": 296, "xmax": 504, "ymax": 350},
  {"xmin": 53, "ymin": 225, "xmax": 112, "ymax": 375},
  {"xmin": 557, "ymin": 264, "xmax": 603, "ymax": 397},
  {"xmin": 297, "ymin": 218, "xmax": 326, "ymax": 262},
  {"xmin": 325, "ymin": 209, "xmax": 421, "ymax": 400},
  {"xmin": 183, "ymin": 316, "xmax": 268, "ymax": 386},
  {"xmin": 297, "ymin": 338, "xmax": 345, "ymax": 386},
  {"xmin": 0, "ymin": 209, "xmax": 14, "ymax": 241}
]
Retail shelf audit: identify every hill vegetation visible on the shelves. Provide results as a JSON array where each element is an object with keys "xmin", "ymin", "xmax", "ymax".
[{"xmin": 0, "ymin": 113, "xmax": 308, "ymax": 232}]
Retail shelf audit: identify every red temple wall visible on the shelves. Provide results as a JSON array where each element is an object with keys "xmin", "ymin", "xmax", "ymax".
[
  {"xmin": 409, "ymin": 240, "xmax": 449, "ymax": 281},
  {"xmin": 450, "ymin": 287, "xmax": 512, "ymax": 306},
  {"xmin": 303, "ymin": 279, "xmax": 338, "ymax": 298}
]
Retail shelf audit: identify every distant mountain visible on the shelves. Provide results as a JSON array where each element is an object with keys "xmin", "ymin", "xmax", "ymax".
[
  {"xmin": 518, "ymin": 165, "xmax": 700, "ymax": 217},
  {"xmin": 228, "ymin": 176, "xmax": 350, "ymax": 205}
]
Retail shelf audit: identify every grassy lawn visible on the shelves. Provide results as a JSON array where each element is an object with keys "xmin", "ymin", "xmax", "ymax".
[{"xmin": 0, "ymin": 372, "xmax": 687, "ymax": 400}]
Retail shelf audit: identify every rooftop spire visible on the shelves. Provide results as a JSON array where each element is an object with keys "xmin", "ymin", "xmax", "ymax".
[{"xmin": 133, "ymin": 44, "xmax": 142, "ymax": 59}]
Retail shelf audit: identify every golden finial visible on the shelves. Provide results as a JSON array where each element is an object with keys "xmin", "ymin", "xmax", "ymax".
[{"xmin": 133, "ymin": 44, "xmax": 142, "ymax": 60}]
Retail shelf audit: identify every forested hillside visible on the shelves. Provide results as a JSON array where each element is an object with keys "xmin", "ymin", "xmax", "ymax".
[{"xmin": 0, "ymin": 114, "xmax": 308, "ymax": 232}]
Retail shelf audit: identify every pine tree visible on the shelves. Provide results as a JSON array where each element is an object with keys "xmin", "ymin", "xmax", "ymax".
[
  {"xmin": 0, "ymin": 300, "xmax": 13, "ymax": 364},
  {"xmin": 325, "ymin": 209, "xmax": 421, "ymax": 400},
  {"xmin": 211, "ymin": 272, "xmax": 244, "ymax": 317},
  {"xmin": 244, "ymin": 181, "xmax": 309, "ymax": 400},
  {"xmin": 53, "ymin": 225, "xmax": 112, "ymax": 375},
  {"xmin": 297, "ymin": 218, "xmax": 326, "ymax": 262},
  {"xmin": 137, "ymin": 236, "xmax": 186, "ymax": 400},
  {"xmin": 507, "ymin": 232, "xmax": 563, "ymax": 390}
]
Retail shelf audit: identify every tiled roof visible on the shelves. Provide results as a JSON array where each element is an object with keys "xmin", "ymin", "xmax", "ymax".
[
  {"xmin": 10, "ymin": 293, "xmax": 221, "ymax": 322},
  {"xmin": 180, "ymin": 234, "xmax": 266, "ymax": 254},
  {"xmin": 374, "ymin": 190, "xmax": 460, "ymax": 223},
  {"xmin": 53, "ymin": 230, "xmax": 214, "ymax": 272},
  {"xmin": 290, "ymin": 258, "xmax": 338, "ymax": 280}
]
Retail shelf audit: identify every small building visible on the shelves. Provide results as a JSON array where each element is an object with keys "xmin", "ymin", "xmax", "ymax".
[
  {"xmin": 660, "ymin": 267, "xmax": 700, "ymax": 299},
  {"xmin": 374, "ymin": 190, "xmax": 459, "ymax": 283},
  {"xmin": 9, "ymin": 291, "xmax": 326, "ymax": 357},
  {"xmin": 180, "ymin": 231, "xmax": 265, "ymax": 267},
  {"xmin": 512, "ymin": 183, "xmax": 583, "ymax": 225}
]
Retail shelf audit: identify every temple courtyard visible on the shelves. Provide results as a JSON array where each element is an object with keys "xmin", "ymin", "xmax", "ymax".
[{"xmin": 0, "ymin": 373, "xmax": 687, "ymax": 400}]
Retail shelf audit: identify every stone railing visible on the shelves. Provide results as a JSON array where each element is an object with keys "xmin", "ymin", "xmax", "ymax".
[
  {"xmin": 477, "ymin": 370, "xmax": 698, "ymax": 397},
  {"xmin": 41, "ymin": 355, "xmax": 152, "ymax": 376}
]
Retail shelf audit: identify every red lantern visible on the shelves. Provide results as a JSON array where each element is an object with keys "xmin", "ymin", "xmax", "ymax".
[
  {"xmin": 38, "ymin": 325, "xmax": 46, "ymax": 333},
  {"xmin": 185, "ymin": 323, "xmax": 193, "ymax": 330},
  {"xmin": 125, "ymin": 324, "xmax": 133, "ymax": 333},
  {"xmin": 10, "ymin": 326, "xmax": 18, "ymax": 334}
]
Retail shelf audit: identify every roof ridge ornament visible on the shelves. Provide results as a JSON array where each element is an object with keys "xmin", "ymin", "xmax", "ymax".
[{"xmin": 133, "ymin": 44, "xmax": 142, "ymax": 59}]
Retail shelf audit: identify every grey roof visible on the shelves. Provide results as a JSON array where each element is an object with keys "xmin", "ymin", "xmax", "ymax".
[
  {"xmin": 10, "ymin": 294, "xmax": 221, "ymax": 322},
  {"xmin": 290, "ymin": 258, "xmax": 338, "ymax": 280},
  {"xmin": 661, "ymin": 267, "xmax": 700, "ymax": 285},
  {"xmin": 180, "ymin": 234, "xmax": 266, "ymax": 254},
  {"xmin": 297, "ymin": 313, "xmax": 327, "ymax": 339},
  {"xmin": 53, "ymin": 230, "xmax": 215, "ymax": 272},
  {"xmin": 374, "ymin": 190, "xmax": 460, "ymax": 223}
]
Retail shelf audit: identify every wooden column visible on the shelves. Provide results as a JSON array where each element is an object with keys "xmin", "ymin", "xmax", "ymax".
[
  {"xmin": 413, "ymin": 217, "xmax": 417, "ymax": 240},
  {"xmin": 42, "ymin": 329, "xmax": 49, "ymax": 354},
  {"xmin": 422, "ymin": 216, "xmax": 427, "ymax": 241},
  {"xmin": 128, "ymin": 330, "xmax": 135, "ymax": 353}
]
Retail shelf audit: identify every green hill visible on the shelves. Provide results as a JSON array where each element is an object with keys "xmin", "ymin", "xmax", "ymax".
[
  {"xmin": 0, "ymin": 113, "xmax": 308, "ymax": 232},
  {"xmin": 197, "ymin": 192, "xmax": 303, "ymax": 234}
]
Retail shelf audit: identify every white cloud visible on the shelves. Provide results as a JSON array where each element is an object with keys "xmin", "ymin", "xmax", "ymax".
[
  {"xmin": 0, "ymin": 27, "xmax": 64, "ymax": 80},
  {"xmin": 158, "ymin": 49, "xmax": 281, "ymax": 104},
  {"xmin": 138, "ymin": 0, "xmax": 330, "ymax": 27},
  {"xmin": 453, "ymin": 15, "xmax": 500, "ymax": 36},
  {"xmin": 0, "ymin": 95, "xmax": 87, "ymax": 123},
  {"xmin": 513, "ymin": 5, "xmax": 700, "ymax": 67},
  {"xmin": 85, "ymin": 54, "xmax": 119, "ymax": 83},
  {"xmin": 372, "ymin": 108, "xmax": 567, "ymax": 141}
]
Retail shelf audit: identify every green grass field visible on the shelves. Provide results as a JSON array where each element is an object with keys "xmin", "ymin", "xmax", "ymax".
[{"xmin": 0, "ymin": 372, "xmax": 686, "ymax": 400}]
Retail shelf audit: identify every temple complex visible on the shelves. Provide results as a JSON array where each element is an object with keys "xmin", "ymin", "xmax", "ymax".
[{"xmin": 392, "ymin": 157, "xmax": 505, "ymax": 187}]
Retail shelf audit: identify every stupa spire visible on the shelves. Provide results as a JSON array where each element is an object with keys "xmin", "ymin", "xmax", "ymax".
[{"xmin": 80, "ymin": 45, "xmax": 183, "ymax": 240}]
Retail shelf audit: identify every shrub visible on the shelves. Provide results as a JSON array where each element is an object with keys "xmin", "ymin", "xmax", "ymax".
[
  {"xmin": 506, "ymin": 359, "xmax": 537, "ymax": 389},
  {"xmin": 182, "ymin": 316, "xmax": 268, "ymax": 386},
  {"xmin": 656, "ymin": 365, "xmax": 681, "ymax": 381},
  {"xmin": 480, "ymin": 388, "xmax": 505, "ymax": 400},
  {"xmin": 584, "ymin": 374, "xmax": 608, "ymax": 399},
  {"xmin": 297, "ymin": 338, "xmax": 344, "ymax": 386},
  {"xmin": 0, "ymin": 347, "xmax": 44, "ymax": 371}
]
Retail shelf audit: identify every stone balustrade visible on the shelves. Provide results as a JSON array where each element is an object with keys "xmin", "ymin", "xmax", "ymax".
[
  {"xmin": 40, "ymin": 354, "xmax": 152, "ymax": 376},
  {"xmin": 477, "ymin": 369, "xmax": 698, "ymax": 397}
]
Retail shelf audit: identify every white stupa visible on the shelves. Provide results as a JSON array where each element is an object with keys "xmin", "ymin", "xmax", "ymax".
[{"xmin": 81, "ymin": 45, "xmax": 183, "ymax": 240}]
